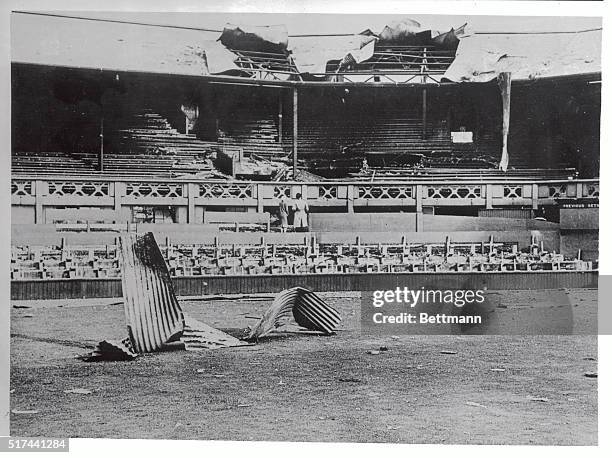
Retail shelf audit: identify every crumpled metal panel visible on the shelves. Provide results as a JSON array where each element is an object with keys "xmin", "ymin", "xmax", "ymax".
[
  {"xmin": 83, "ymin": 232, "xmax": 249, "ymax": 360},
  {"xmin": 120, "ymin": 232, "xmax": 185, "ymax": 353},
  {"xmin": 247, "ymin": 287, "xmax": 341, "ymax": 340},
  {"xmin": 180, "ymin": 315, "xmax": 246, "ymax": 351}
]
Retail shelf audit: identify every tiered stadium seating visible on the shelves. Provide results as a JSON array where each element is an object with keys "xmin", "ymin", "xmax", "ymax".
[
  {"xmin": 11, "ymin": 151, "xmax": 97, "ymax": 175},
  {"xmin": 296, "ymin": 116, "xmax": 452, "ymax": 158},
  {"xmin": 219, "ymin": 117, "xmax": 287, "ymax": 160},
  {"xmin": 106, "ymin": 110, "xmax": 219, "ymax": 176},
  {"xmin": 12, "ymin": 110, "xmax": 222, "ymax": 178}
]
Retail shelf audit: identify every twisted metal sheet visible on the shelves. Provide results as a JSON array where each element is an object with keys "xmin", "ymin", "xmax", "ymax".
[
  {"xmin": 247, "ymin": 287, "xmax": 341, "ymax": 339},
  {"xmin": 120, "ymin": 232, "xmax": 185, "ymax": 353}
]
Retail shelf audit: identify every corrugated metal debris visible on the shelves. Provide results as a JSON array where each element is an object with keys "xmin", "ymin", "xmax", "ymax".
[
  {"xmin": 83, "ymin": 233, "xmax": 340, "ymax": 360},
  {"xmin": 247, "ymin": 287, "xmax": 341, "ymax": 340},
  {"xmin": 120, "ymin": 232, "xmax": 185, "ymax": 353},
  {"xmin": 84, "ymin": 232, "xmax": 246, "ymax": 361},
  {"xmin": 180, "ymin": 315, "xmax": 245, "ymax": 351}
]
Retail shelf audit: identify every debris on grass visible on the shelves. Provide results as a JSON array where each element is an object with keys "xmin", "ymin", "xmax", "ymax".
[
  {"xmin": 11, "ymin": 409, "xmax": 39, "ymax": 414},
  {"xmin": 583, "ymin": 357, "xmax": 596, "ymax": 361},
  {"xmin": 466, "ymin": 401, "xmax": 487, "ymax": 408},
  {"xmin": 338, "ymin": 377, "xmax": 362, "ymax": 383},
  {"xmin": 367, "ymin": 350, "xmax": 381, "ymax": 355},
  {"xmin": 379, "ymin": 346, "xmax": 389, "ymax": 351},
  {"xmin": 180, "ymin": 315, "xmax": 246, "ymax": 351},
  {"xmin": 490, "ymin": 368, "xmax": 506, "ymax": 372},
  {"xmin": 528, "ymin": 396, "xmax": 549, "ymax": 402},
  {"xmin": 440, "ymin": 350, "xmax": 457, "ymax": 355},
  {"xmin": 584, "ymin": 372, "xmax": 598, "ymax": 378},
  {"xmin": 83, "ymin": 233, "xmax": 248, "ymax": 361},
  {"xmin": 81, "ymin": 339, "xmax": 137, "ymax": 362},
  {"xmin": 64, "ymin": 388, "xmax": 92, "ymax": 395},
  {"xmin": 12, "ymin": 305, "xmax": 31, "ymax": 309}
]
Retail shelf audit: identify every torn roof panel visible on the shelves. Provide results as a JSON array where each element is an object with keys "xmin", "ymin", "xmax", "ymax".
[
  {"xmin": 289, "ymin": 34, "xmax": 377, "ymax": 75},
  {"xmin": 11, "ymin": 12, "xmax": 239, "ymax": 76},
  {"xmin": 219, "ymin": 23, "xmax": 289, "ymax": 54},
  {"xmin": 443, "ymin": 29, "xmax": 601, "ymax": 83},
  {"xmin": 378, "ymin": 18, "xmax": 423, "ymax": 44},
  {"xmin": 11, "ymin": 13, "xmax": 601, "ymax": 84}
]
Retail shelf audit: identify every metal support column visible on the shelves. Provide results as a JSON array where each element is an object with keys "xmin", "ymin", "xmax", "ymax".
[
  {"xmin": 421, "ymin": 88, "xmax": 427, "ymax": 140},
  {"xmin": 498, "ymin": 72, "xmax": 512, "ymax": 171},
  {"xmin": 99, "ymin": 118, "xmax": 104, "ymax": 172},
  {"xmin": 278, "ymin": 91, "xmax": 283, "ymax": 143},
  {"xmin": 293, "ymin": 87, "xmax": 298, "ymax": 176}
]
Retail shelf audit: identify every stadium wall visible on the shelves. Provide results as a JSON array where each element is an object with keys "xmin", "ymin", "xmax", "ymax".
[{"xmin": 10, "ymin": 271, "xmax": 598, "ymax": 301}]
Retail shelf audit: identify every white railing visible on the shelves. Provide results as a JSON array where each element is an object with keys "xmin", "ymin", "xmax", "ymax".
[{"xmin": 11, "ymin": 175, "xmax": 599, "ymax": 224}]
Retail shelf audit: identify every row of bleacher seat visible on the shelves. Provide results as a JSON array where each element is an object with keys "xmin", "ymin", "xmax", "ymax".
[
  {"xmin": 349, "ymin": 167, "xmax": 578, "ymax": 181},
  {"xmin": 11, "ymin": 237, "xmax": 593, "ymax": 280},
  {"xmin": 219, "ymin": 117, "xmax": 286, "ymax": 160},
  {"xmin": 294, "ymin": 117, "xmax": 452, "ymax": 157}
]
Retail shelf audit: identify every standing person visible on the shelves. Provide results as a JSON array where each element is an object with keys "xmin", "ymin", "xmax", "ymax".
[
  {"xmin": 293, "ymin": 193, "xmax": 309, "ymax": 232},
  {"xmin": 278, "ymin": 195, "xmax": 289, "ymax": 233}
]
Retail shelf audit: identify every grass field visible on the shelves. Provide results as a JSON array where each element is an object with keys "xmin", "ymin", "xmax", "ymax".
[{"xmin": 10, "ymin": 290, "xmax": 598, "ymax": 444}]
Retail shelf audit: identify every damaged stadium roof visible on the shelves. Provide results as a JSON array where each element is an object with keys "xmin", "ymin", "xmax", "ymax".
[{"xmin": 11, "ymin": 11, "xmax": 601, "ymax": 85}]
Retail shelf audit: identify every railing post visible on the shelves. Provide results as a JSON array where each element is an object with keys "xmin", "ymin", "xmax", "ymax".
[
  {"xmin": 415, "ymin": 184, "xmax": 423, "ymax": 232},
  {"xmin": 347, "ymin": 184, "xmax": 354, "ymax": 213},
  {"xmin": 257, "ymin": 184, "xmax": 264, "ymax": 213},
  {"xmin": 576, "ymin": 182, "xmax": 583, "ymax": 199},
  {"xmin": 531, "ymin": 183, "xmax": 539, "ymax": 210},
  {"xmin": 187, "ymin": 182, "xmax": 198, "ymax": 223},
  {"xmin": 486, "ymin": 184, "xmax": 494, "ymax": 210},
  {"xmin": 114, "ymin": 181, "xmax": 126, "ymax": 223},
  {"xmin": 34, "ymin": 180, "xmax": 46, "ymax": 224}
]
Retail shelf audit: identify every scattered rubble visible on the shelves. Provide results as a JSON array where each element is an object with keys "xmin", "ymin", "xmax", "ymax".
[
  {"xmin": 466, "ymin": 401, "xmax": 487, "ymax": 408},
  {"xmin": 81, "ymin": 339, "xmax": 137, "ymax": 362},
  {"xmin": 528, "ymin": 396, "xmax": 550, "ymax": 403},
  {"xmin": 64, "ymin": 388, "xmax": 92, "ymax": 395}
]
